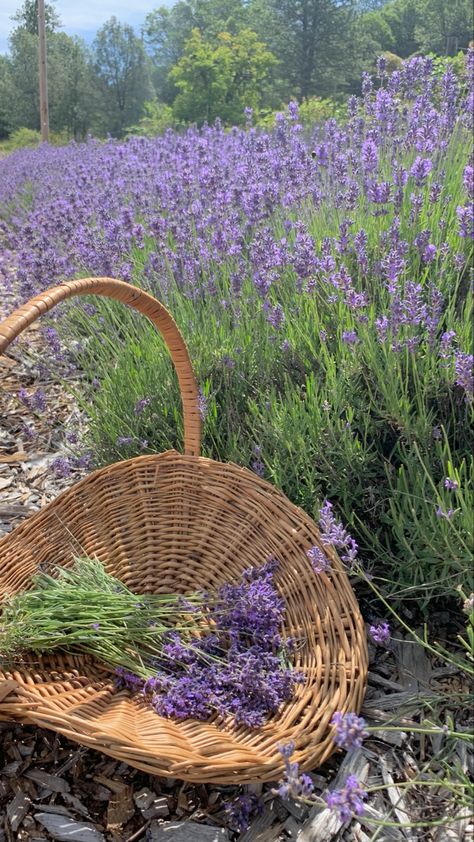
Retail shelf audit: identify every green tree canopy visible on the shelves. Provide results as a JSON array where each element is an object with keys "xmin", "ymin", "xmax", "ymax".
[
  {"xmin": 143, "ymin": 0, "xmax": 250, "ymax": 103},
  {"xmin": 11, "ymin": 0, "xmax": 61, "ymax": 34},
  {"xmin": 169, "ymin": 27, "xmax": 276, "ymax": 124},
  {"xmin": 249, "ymin": 0, "xmax": 356, "ymax": 100},
  {"xmin": 93, "ymin": 17, "xmax": 153, "ymax": 137}
]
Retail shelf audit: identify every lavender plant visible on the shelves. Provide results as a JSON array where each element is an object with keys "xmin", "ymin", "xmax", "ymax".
[{"xmin": 0, "ymin": 54, "xmax": 472, "ymax": 607}]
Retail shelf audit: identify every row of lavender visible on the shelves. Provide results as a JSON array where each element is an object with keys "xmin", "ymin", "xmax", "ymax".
[{"xmin": 0, "ymin": 54, "xmax": 472, "ymax": 607}]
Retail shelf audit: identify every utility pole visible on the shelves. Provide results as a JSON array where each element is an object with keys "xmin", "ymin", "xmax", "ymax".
[{"xmin": 37, "ymin": 0, "xmax": 50, "ymax": 142}]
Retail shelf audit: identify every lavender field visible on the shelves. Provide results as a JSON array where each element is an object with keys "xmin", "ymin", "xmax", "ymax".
[{"xmin": 0, "ymin": 52, "xmax": 473, "ymax": 835}]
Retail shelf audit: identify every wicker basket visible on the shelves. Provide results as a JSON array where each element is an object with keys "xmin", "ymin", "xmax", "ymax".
[{"xmin": 0, "ymin": 277, "xmax": 368, "ymax": 783}]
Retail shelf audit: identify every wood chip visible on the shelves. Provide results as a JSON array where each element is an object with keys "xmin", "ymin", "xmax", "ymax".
[
  {"xmin": 107, "ymin": 784, "xmax": 135, "ymax": 829},
  {"xmin": 147, "ymin": 821, "xmax": 229, "ymax": 841},
  {"xmin": 34, "ymin": 813, "xmax": 106, "ymax": 842},
  {"xmin": 25, "ymin": 768, "xmax": 71, "ymax": 793},
  {"xmin": 7, "ymin": 791, "xmax": 30, "ymax": 832}
]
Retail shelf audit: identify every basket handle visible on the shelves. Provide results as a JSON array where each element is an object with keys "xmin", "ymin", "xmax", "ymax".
[{"xmin": 0, "ymin": 277, "xmax": 201, "ymax": 457}]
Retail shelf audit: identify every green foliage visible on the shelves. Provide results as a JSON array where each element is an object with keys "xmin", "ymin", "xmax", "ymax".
[
  {"xmin": 249, "ymin": 0, "xmax": 356, "ymax": 100},
  {"xmin": 169, "ymin": 28, "xmax": 276, "ymax": 125},
  {"xmin": 414, "ymin": 0, "xmax": 473, "ymax": 56},
  {"xmin": 4, "ymin": 23, "xmax": 98, "ymax": 140},
  {"xmin": 359, "ymin": 0, "xmax": 474, "ymax": 64},
  {"xmin": 11, "ymin": 0, "xmax": 61, "ymax": 35},
  {"xmin": 144, "ymin": 0, "xmax": 250, "ymax": 104},
  {"xmin": 0, "ymin": 126, "xmax": 40, "ymax": 152},
  {"xmin": 93, "ymin": 17, "xmax": 153, "ymax": 137},
  {"xmin": 127, "ymin": 98, "xmax": 178, "ymax": 136}
]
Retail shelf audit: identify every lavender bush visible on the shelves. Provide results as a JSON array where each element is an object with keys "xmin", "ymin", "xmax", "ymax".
[{"xmin": 0, "ymin": 54, "xmax": 472, "ymax": 607}]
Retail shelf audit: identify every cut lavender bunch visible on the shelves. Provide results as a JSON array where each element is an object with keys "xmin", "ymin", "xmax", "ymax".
[{"xmin": 0, "ymin": 556, "xmax": 302, "ymax": 727}]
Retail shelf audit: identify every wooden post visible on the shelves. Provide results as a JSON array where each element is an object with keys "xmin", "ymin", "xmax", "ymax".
[{"xmin": 37, "ymin": 0, "xmax": 49, "ymax": 142}]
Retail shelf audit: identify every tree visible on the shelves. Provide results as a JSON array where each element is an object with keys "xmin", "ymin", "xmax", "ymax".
[
  {"xmin": 249, "ymin": 0, "xmax": 356, "ymax": 100},
  {"xmin": 5, "ymin": 21, "xmax": 98, "ymax": 139},
  {"xmin": 415, "ymin": 0, "xmax": 473, "ymax": 55},
  {"xmin": 93, "ymin": 17, "xmax": 153, "ymax": 137},
  {"xmin": 143, "ymin": 0, "xmax": 250, "ymax": 103},
  {"xmin": 0, "ymin": 56, "xmax": 14, "ymax": 138},
  {"xmin": 169, "ymin": 27, "xmax": 276, "ymax": 124},
  {"xmin": 11, "ymin": 0, "xmax": 61, "ymax": 34}
]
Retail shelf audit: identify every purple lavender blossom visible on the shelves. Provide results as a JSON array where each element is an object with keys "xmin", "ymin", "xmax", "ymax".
[
  {"xmin": 134, "ymin": 397, "xmax": 151, "ymax": 415},
  {"xmin": 267, "ymin": 303, "xmax": 285, "ymax": 329},
  {"xmin": 342, "ymin": 330, "xmax": 358, "ymax": 346},
  {"xmin": 454, "ymin": 352, "xmax": 473, "ymax": 397},
  {"xmin": 463, "ymin": 164, "xmax": 474, "ymax": 198},
  {"xmin": 51, "ymin": 456, "xmax": 72, "ymax": 478},
  {"xmin": 318, "ymin": 500, "xmax": 359, "ymax": 566},
  {"xmin": 276, "ymin": 742, "xmax": 314, "ymax": 799},
  {"xmin": 325, "ymin": 775, "xmax": 368, "ymax": 823},
  {"xmin": 444, "ymin": 477, "xmax": 459, "ymax": 490},
  {"xmin": 361, "ymin": 139, "xmax": 378, "ymax": 172},
  {"xmin": 456, "ymin": 203, "xmax": 474, "ymax": 238},
  {"xmin": 331, "ymin": 712, "xmax": 368, "ymax": 750},
  {"xmin": 225, "ymin": 794, "xmax": 263, "ymax": 832},
  {"xmin": 116, "ymin": 436, "xmax": 135, "ymax": 447},
  {"xmin": 369, "ymin": 622, "xmax": 391, "ymax": 647},
  {"xmin": 197, "ymin": 388, "xmax": 208, "ymax": 422},
  {"xmin": 306, "ymin": 545, "xmax": 331, "ymax": 574},
  {"xmin": 436, "ymin": 506, "xmax": 455, "ymax": 520},
  {"xmin": 410, "ymin": 156, "xmax": 433, "ymax": 186}
]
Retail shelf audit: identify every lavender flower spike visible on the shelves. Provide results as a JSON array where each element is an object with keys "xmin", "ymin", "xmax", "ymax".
[
  {"xmin": 369, "ymin": 622, "xmax": 391, "ymax": 647},
  {"xmin": 325, "ymin": 775, "xmax": 368, "ymax": 823},
  {"xmin": 307, "ymin": 545, "xmax": 331, "ymax": 574},
  {"xmin": 331, "ymin": 711, "xmax": 368, "ymax": 750},
  {"xmin": 276, "ymin": 742, "xmax": 314, "ymax": 799}
]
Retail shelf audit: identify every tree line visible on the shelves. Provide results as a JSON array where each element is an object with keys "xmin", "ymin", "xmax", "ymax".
[{"xmin": 0, "ymin": 0, "xmax": 472, "ymax": 141}]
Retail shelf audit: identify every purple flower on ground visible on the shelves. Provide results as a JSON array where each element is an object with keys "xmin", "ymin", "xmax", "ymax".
[
  {"xmin": 331, "ymin": 711, "xmax": 368, "ymax": 751},
  {"xmin": 325, "ymin": 775, "xmax": 368, "ymax": 823},
  {"xmin": 444, "ymin": 477, "xmax": 458, "ymax": 490},
  {"xmin": 306, "ymin": 545, "xmax": 331, "ymax": 574},
  {"xmin": 225, "ymin": 793, "xmax": 263, "ymax": 832},
  {"xmin": 369, "ymin": 622, "xmax": 391, "ymax": 647},
  {"xmin": 91, "ymin": 623, "xmax": 100, "ymax": 630},
  {"xmin": 18, "ymin": 388, "xmax": 47, "ymax": 413},
  {"xmin": 51, "ymin": 456, "xmax": 72, "ymax": 478}
]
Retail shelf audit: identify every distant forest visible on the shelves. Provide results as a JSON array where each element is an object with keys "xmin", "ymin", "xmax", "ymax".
[{"xmin": 0, "ymin": 0, "xmax": 473, "ymax": 140}]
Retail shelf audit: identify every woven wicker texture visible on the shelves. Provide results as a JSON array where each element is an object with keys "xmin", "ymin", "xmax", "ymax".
[{"xmin": 0, "ymin": 278, "xmax": 368, "ymax": 783}]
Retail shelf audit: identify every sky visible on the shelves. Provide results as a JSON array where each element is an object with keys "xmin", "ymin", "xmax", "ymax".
[{"xmin": 0, "ymin": 1, "xmax": 172, "ymax": 53}]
